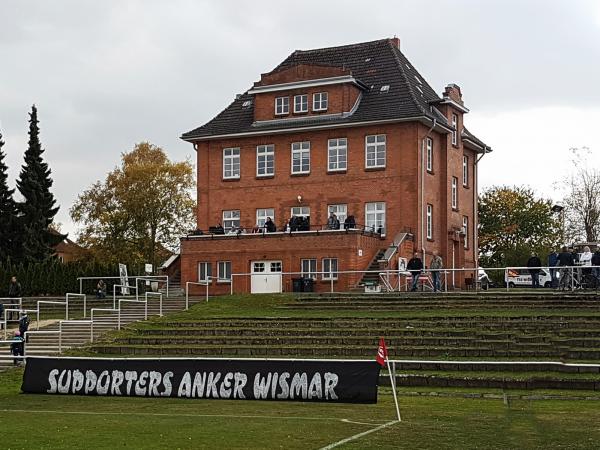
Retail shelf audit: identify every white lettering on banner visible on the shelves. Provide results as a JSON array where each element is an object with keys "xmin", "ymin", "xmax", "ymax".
[
  {"xmin": 72, "ymin": 370, "xmax": 84, "ymax": 394},
  {"xmin": 44, "ymin": 369, "xmax": 339, "ymax": 400},
  {"xmin": 233, "ymin": 373, "xmax": 247, "ymax": 399},
  {"xmin": 85, "ymin": 370, "xmax": 97, "ymax": 394},
  {"xmin": 324, "ymin": 373, "xmax": 339, "ymax": 400},
  {"xmin": 253, "ymin": 373, "xmax": 272, "ymax": 399},
  {"xmin": 220, "ymin": 372, "xmax": 233, "ymax": 398},
  {"xmin": 290, "ymin": 373, "xmax": 308, "ymax": 399},
  {"xmin": 111, "ymin": 370, "xmax": 124, "ymax": 395},
  {"xmin": 277, "ymin": 372, "xmax": 290, "ymax": 399},
  {"xmin": 97, "ymin": 371, "xmax": 110, "ymax": 395}
]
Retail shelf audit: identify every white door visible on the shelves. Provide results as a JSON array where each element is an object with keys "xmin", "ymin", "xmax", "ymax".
[{"xmin": 251, "ymin": 261, "xmax": 283, "ymax": 294}]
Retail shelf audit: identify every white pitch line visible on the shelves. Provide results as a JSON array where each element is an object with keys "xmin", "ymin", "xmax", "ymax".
[
  {"xmin": 0, "ymin": 408, "xmax": 387, "ymax": 424},
  {"xmin": 319, "ymin": 420, "xmax": 398, "ymax": 450}
]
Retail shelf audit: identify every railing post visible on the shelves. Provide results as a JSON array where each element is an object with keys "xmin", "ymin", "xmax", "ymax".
[
  {"xmin": 166, "ymin": 276, "xmax": 169, "ymax": 298},
  {"xmin": 206, "ymin": 281, "xmax": 209, "ymax": 303},
  {"xmin": 505, "ymin": 268, "xmax": 509, "ymax": 292},
  {"xmin": 66, "ymin": 295, "xmax": 69, "ymax": 320},
  {"xmin": 59, "ymin": 321, "xmax": 62, "ymax": 353},
  {"xmin": 160, "ymin": 293, "xmax": 163, "ymax": 317},
  {"xmin": 79, "ymin": 278, "xmax": 83, "ymax": 295},
  {"xmin": 330, "ymin": 276, "xmax": 333, "ymax": 293},
  {"xmin": 118, "ymin": 304, "xmax": 121, "ymax": 330},
  {"xmin": 185, "ymin": 282, "xmax": 189, "ymax": 310},
  {"xmin": 571, "ymin": 266, "xmax": 574, "ymax": 291},
  {"xmin": 113, "ymin": 285, "xmax": 116, "ymax": 309},
  {"xmin": 83, "ymin": 294, "xmax": 87, "ymax": 318},
  {"xmin": 90, "ymin": 316, "xmax": 94, "ymax": 343},
  {"xmin": 145, "ymin": 301, "xmax": 148, "ymax": 320},
  {"xmin": 230, "ymin": 276, "xmax": 234, "ymax": 296}
]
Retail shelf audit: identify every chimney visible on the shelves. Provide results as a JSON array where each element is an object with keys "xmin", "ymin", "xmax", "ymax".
[
  {"xmin": 389, "ymin": 36, "xmax": 400, "ymax": 49},
  {"xmin": 443, "ymin": 84, "xmax": 463, "ymax": 105}
]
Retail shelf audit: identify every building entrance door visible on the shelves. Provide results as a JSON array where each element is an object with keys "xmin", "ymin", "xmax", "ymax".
[{"xmin": 250, "ymin": 261, "xmax": 283, "ymax": 294}]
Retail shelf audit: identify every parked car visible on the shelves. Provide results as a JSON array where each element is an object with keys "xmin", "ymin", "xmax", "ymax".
[{"xmin": 505, "ymin": 268, "xmax": 553, "ymax": 288}]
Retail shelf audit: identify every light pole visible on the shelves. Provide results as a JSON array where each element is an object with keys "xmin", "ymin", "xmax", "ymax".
[{"xmin": 552, "ymin": 204, "xmax": 564, "ymax": 245}]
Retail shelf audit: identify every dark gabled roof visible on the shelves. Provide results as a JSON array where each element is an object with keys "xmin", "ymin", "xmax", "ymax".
[
  {"xmin": 462, "ymin": 127, "xmax": 491, "ymax": 152},
  {"xmin": 182, "ymin": 39, "xmax": 449, "ymax": 140}
]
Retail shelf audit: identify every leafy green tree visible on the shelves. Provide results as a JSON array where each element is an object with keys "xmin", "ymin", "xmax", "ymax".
[
  {"xmin": 0, "ymin": 130, "xmax": 18, "ymax": 261},
  {"xmin": 479, "ymin": 186, "xmax": 561, "ymax": 268},
  {"xmin": 15, "ymin": 105, "xmax": 66, "ymax": 262},
  {"xmin": 70, "ymin": 142, "xmax": 195, "ymax": 267}
]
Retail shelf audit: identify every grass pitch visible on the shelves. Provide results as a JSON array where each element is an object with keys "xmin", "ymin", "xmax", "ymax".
[{"xmin": 1, "ymin": 368, "xmax": 600, "ymax": 449}]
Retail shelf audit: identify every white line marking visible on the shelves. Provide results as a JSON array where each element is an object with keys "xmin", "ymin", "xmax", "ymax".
[
  {"xmin": 340, "ymin": 418, "xmax": 386, "ymax": 426},
  {"xmin": 319, "ymin": 420, "xmax": 398, "ymax": 449},
  {"xmin": 0, "ymin": 408, "xmax": 385, "ymax": 424}
]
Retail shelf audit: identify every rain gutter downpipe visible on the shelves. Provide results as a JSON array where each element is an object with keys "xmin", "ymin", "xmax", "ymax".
[{"xmin": 421, "ymin": 118, "xmax": 437, "ymax": 262}]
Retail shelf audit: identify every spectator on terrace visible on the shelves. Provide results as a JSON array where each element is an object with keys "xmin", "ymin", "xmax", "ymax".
[
  {"xmin": 327, "ymin": 212, "xmax": 340, "ymax": 230},
  {"xmin": 265, "ymin": 217, "xmax": 276, "ymax": 233},
  {"xmin": 96, "ymin": 280, "xmax": 106, "ymax": 299},
  {"xmin": 407, "ymin": 252, "xmax": 423, "ymax": 292},
  {"xmin": 8, "ymin": 276, "xmax": 21, "ymax": 321},
  {"xmin": 558, "ymin": 246, "xmax": 575, "ymax": 289},
  {"xmin": 344, "ymin": 215, "xmax": 356, "ymax": 230},
  {"xmin": 580, "ymin": 246, "xmax": 593, "ymax": 277},
  {"xmin": 429, "ymin": 251, "xmax": 443, "ymax": 293},
  {"xmin": 548, "ymin": 249, "xmax": 559, "ymax": 288},
  {"xmin": 19, "ymin": 312, "xmax": 30, "ymax": 337},
  {"xmin": 592, "ymin": 249, "xmax": 600, "ymax": 283},
  {"xmin": 10, "ymin": 330, "xmax": 24, "ymax": 366},
  {"xmin": 527, "ymin": 252, "xmax": 542, "ymax": 288}
]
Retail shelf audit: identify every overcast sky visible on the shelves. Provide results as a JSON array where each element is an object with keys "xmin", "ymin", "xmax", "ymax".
[{"xmin": 1, "ymin": 0, "xmax": 600, "ymax": 236}]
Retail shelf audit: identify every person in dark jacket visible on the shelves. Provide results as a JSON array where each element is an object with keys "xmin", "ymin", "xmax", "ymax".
[
  {"xmin": 557, "ymin": 246, "xmax": 575, "ymax": 289},
  {"xmin": 19, "ymin": 312, "xmax": 30, "ymax": 337},
  {"xmin": 8, "ymin": 276, "xmax": 21, "ymax": 321},
  {"xmin": 592, "ymin": 249, "xmax": 600, "ymax": 284},
  {"xmin": 527, "ymin": 252, "xmax": 542, "ymax": 288},
  {"xmin": 10, "ymin": 330, "xmax": 24, "ymax": 366},
  {"xmin": 548, "ymin": 249, "xmax": 559, "ymax": 288},
  {"xmin": 407, "ymin": 252, "xmax": 423, "ymax": 292},
  {"xmin": 265, "ymin": 217, "xmax": 276, "ymax": 233}
]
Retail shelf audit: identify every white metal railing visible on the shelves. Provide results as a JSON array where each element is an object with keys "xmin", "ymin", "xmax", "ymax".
[
  {"xmin": 0, "ymin": 297, "xmax": 22, "ymax": 323},
  {"xmin": 59, "ymin": 320, "xmax": 93, "ymax": 351},
  {"xmin": 180, "ymin": 264, "xmax": 600, "ymax": 296},
  {"xmin": 37, "ymin": 300, "xmax": 67, "ymax": 327},
  {"xmin": 65, "ymin": 293, "xmax": 86, "ymax": 319},
  {"xmin": 185, "ymin": 280, "xmax": 211, "ymax": 309},
  {"xmin": 112, "ymin": 284, "xmax": 139, "ymax": 308},
  {"xmin": 135, "ymin": 276, "xmax": 169, "ymax": 298},
  {"xmin": 77, "ymin": 275, "xmax": 169, "ymax": 296},
  {"xmin": 145, "ymin": 292, "xmax": 164, "ymax": 316},
  {"xmin": 23, "ymin": 330, "xmax": 60, "ymax": 356},
  {"xmin": 90, "ymin": 308, "xmax": 119, "ymax": 342},
  {"xmin": 117, "ymin": 299, "xmax": 148, "ymax": 330},
  {"xmin": 3, "ymin": 308, "xmax": 38, "ymax": 339}
]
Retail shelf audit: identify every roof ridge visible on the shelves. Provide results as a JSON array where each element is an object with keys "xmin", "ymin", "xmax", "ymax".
[
  {"xmin": 386, "ymin": 40, "xmax": 429, "ymax": 118},
  {"xmin": 293, "ymin": 38, "xmax": 389, "ymax": 55}
]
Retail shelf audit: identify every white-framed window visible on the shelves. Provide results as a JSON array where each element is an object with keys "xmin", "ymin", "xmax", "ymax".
[
  {"xmin": 275, "ymin": 96, "xmax": 289, "ymax": 115},
  {"xmin": 198, "ymin": 262, "xmax": 212, "ymax": 283},
  {"xmin": 462, "ymin": 216, "xmax": 468, "ymax": 249},
  {"xmin": 256, "ymin": 144, "xmax": 275, "ymax": 177},
  {"xmin": 426, "ymin": 137, "xmax": 433, "ymax": 172},
  {"xmin": 256, "ymin": 208, "xmax": 275, "ymax": 228},
  {"xmin": 217, "ymin": 261, "xmax": 231, "ymax": 281},
  {"xmin": 294, "ymin": 94, "xmax": 308, "ymax": 113},
  {"xmin": 313, "ymin": 92, "xmax": 328, "ymax": 111},
  {"xmin": 322, "ymin": 258, "xmax": 338, "ymax": 280},
  {"xmin": 291, "ymin": 141, "xmax": 310, "ymax": 174},
  {"xmin": 328, "ymin": 138, "xmax": 347, "ymax": 172},
  {"xmin": 291, "ymin": 206, "xmax": 310, "ymax": 217},
  {"xmin": 222, "ymin": 210, "xmax": 240, "ymax": 232},
  {"xmin": 451, "ymin": 177, "xmax": 458, "ymax": 209},
  {"xmin": 365, "ymin": 202, "xmax": 386, "ymax": 234},
  {"xmin": 426, "ymin": 204, "xmax": 433, "ymax": 239},
  {"xmin": 462, "ymin": 155, "xmax": 468, "ymax": 186},
  {"xmin": 365, "ymin": 134, "xmax": 386, "ymax": 168},
  {"xmin": 223, "ymin": 148, "xmax": 240, "ymax": 179},
  {"xmin": 328, "ymin": 204, "xmax": 347, "ymax": 225},
  {"xmin": 301, "ymin": 259, "xmax": 317, "ymax": 280},
  {"xmin": 451, "ymin": 114, "xmax": 458, "ymax": 145}
]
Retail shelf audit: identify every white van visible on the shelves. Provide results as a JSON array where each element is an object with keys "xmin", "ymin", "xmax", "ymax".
[{"xmin": 505, "ymin": 268, "xmax": 554, "ymax": 288}]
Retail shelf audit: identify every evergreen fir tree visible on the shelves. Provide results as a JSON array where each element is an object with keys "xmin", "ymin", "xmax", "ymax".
[
  {"xmin": 16, "ymin": 105, "xmax": 66, "ymax": 262},
  {"xmin": 0, "ymin": 129, "xmax": 18, "ymax": 261}
]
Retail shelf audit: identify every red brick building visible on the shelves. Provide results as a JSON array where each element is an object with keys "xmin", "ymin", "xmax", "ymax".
[{"xmin": 180, "ymin": 38, "xmax": 491, "ymax": 294}]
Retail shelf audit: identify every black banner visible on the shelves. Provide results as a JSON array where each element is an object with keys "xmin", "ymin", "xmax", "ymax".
[{"xmin": 22, "ymin": 357, "xmax": 380, "ymax": 403}]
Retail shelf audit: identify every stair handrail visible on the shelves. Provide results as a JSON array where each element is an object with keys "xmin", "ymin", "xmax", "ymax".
[{"xmin": 379, "ymin": 232, "xmax": 411, "ymax": 264}]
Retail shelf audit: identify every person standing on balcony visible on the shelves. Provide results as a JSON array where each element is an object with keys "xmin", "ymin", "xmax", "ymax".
[
  {"xmin": 327, "ymin": 212, "xmax": 340, "ymax": 230},
  {"xmin": 407, "ymin": 252, "xmax": 423, "ymax": 292},
  {"xmin": 265, "ymin": 217, "xmax": 276, "ymax": 233},
  {"xmin": 430, "ymin": 251, "xmax": 444, "ymax": 293},
  {"xmin": 527, "ymin": 252, "xmax": 542, "ymax": 288}
]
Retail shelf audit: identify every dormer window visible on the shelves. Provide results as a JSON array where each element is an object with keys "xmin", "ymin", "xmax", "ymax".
[
  {"xmin": 294, "ymin": 94, "xmax": 308, "ymax": 113},
  {"xmin": 275, "ymin": 97, "xmax": 289, "ymax": 115},
  {"xmin": 313, "ymin": 92, "xmax": 328, "ymax": 111}
]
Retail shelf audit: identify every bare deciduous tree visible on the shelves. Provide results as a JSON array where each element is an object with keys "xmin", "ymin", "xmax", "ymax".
[{"xmin": 561, "ymin": 148, "xmax": 600, "ymax": 243}]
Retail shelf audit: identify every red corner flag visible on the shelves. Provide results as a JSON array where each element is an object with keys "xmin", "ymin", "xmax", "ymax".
[{"xmin": 376, "ymin": 338, "xmax": 388, "ymax": 366}]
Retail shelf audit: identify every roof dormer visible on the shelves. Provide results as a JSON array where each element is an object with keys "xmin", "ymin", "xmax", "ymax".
[{"xmin": 248, "ymin": 64, "xmax": 367, "ymax": 123}]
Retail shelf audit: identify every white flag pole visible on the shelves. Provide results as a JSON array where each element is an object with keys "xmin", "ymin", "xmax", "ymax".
[{"xmin": 386, "ymin": 359, "xmax": 401, "ymax": 422}]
